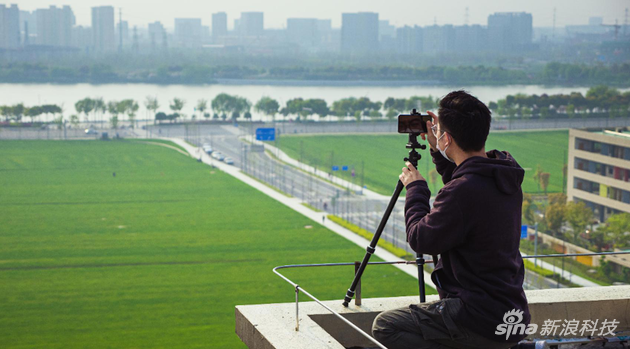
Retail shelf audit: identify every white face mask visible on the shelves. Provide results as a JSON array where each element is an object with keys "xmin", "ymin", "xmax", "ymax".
[{"xmin": 436, "ymin": 132, "xmax": 454, "ymax": 163}]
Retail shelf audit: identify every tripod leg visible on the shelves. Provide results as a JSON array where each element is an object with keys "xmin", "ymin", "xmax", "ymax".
[{"xmin": 342, "ymin": 180, "xmax": 405, "ymax": 306}]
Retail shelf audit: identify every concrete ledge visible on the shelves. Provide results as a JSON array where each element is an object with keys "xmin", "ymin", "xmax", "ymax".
[{"xmin": 236, "ymin": 286, "xmax": 630, "ymax": 348}]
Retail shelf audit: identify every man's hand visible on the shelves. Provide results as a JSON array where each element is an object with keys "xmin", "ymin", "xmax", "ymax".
[
  {"xmin": 421, "ymin": 111, "xmax": 439, "ymax": 152},
  {"xmin": 399, "ymin": 161, "xmax": 425, "ymax": 187}
]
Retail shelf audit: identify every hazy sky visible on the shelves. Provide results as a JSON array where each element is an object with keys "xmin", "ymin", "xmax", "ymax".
[{"xmin": 21, "ymin": 0, "xmax": 630, "ymax": 29}]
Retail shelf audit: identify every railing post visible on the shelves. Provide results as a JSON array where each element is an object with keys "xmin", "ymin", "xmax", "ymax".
[
  {"xmin": 354, "ymin": 261, "xmax": 361, "ymax": 306},
  {"xmin": 295, "ymin": 285, "xmax": 300, "ymax": 331}
]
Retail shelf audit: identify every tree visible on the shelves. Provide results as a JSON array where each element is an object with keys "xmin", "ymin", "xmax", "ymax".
[
  {"xmin": 1, "ymin": 106, "xmax": 11, "ymax": 122},
  {"xmin": 107, "ymin": 101, "xmax": 119, "ymax": 128},
  {"xmin": 255, "ymin": 96, "xmax": 280, "ymax": 122},
  {"xmin": 75, "ymin": 98, "xmax": 94, "ymax": 124},
  {"xmin": 545, "ymin": 203, "xmax": 566, "ymax": 237},
  {"xmin": 603, "ymin": 213, "xmax": 630, "ymax": 249},
  {"xmin": 548, "ymin": 193, "xmax": 567, "ymax": 205},
  {"xmin": 110, "ymin": 116, "xmax": 119, "ymax": 129},
  {"xmin": 211, "ymin": 93, "xmax": 233, "ymax": 117},
  {"xmin": 533, "ymin": 165, "xmax": 543, "ymax": 194},
  {"xmin": 70, "ymin": 114, "xmax": 79, "ymax": 128},
  {"xmin": 155, "ymin": 112, "xmax": 167, "ymax": 124},
  {"xmin": 540, "ymin": 172, "xmax": 550, "ymax": 195},
  {"xmin": 144, "ymin": 96, "xmax": 160, "ymax": 125},
  {"xmin": 12, "ymin": 103, "xmax": 25, "ymax": 122},
  {"xmin": 170, "ymin": 98, "xmax": 185, "ymax": 120},
  {"xmin": 93, "ymin": 98, "xmax": 106, "ymax": 128},
  {"xmin": 565, "ymin": 201, "xmax": 593, "ymax": 244},
  {"xmin": 26, "ymin": 106, "xmax": 43, "ymax": 123},
  {"xmin": 196, "ymin": 99, "xmax": 208, "ymax": 121}
]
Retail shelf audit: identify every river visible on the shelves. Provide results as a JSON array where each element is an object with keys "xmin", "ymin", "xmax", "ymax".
[{"xmin": 4, "ymin": 83, "xmax": 629, "ymax": 122}]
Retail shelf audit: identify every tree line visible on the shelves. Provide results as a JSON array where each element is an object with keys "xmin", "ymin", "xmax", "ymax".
[
  {"xmin": 1, "ymin": 62, "xmax": 629, "ymax": 86},
  {"xmin": 490, "ymin": 85, "xmax": 630, "ymax": 119},
  {"xmin": 2, "ymin": 86, "xmax": 628, "ymax": 128}
]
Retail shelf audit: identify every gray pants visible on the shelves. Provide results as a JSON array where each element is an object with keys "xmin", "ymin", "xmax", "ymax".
[{"xmin": 372, "ymin": 298, "xmax": 517, "ymax": 349}]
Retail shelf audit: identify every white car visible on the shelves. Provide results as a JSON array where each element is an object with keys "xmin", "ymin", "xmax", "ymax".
[
  {"xmin": 212, "ymin": 152, "xmax": 225, "ymax": 161},
  {"xmin": 224, "ymin": 157, "xmax": 234, "ymax": 165},
  {"xmin": 85, "ymin": 128, "xmax": 98, "ymax": 135},
  {"xmin": 203, "ymin": 146, "xmax": 213, "ymax": 154}
]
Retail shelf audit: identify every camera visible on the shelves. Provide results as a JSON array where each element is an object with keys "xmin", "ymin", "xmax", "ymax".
[{"xmin": 398, "ymin": 109, "xmax": 431, "ymax": 134}]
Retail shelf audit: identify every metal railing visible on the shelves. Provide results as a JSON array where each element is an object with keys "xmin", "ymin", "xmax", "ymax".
[{"xmin": 273, "ymin": 251, "xmax": 630, "ymax": 349}]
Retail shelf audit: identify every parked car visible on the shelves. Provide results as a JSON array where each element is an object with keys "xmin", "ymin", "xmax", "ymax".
[
  {"xmin": 212, "ymin": 152, "xmax": 225, "ymax": 161},
  {"xmin": 203, "ymin": 146, "xmax": 213, "ymax": 154},
  {"xmin": 224, "ymin": 157, "xmax": 234, "ymax": 165},
  {"xmin": 85, "ymin": 128, "xmax": 98, "ymax": 135}
]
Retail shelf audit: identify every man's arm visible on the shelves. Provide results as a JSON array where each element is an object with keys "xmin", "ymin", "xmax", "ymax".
[
  {"xmin": 431, "ymin": 149, "xmax": 457, "ymax": 184},
  {"xmin": 404, "ymin": 180, "xmax": 465, "ymax": 255}
]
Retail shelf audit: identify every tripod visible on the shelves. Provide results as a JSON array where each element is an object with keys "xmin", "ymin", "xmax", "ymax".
[{"xmin": 342, "ymin": 133, "xmax": 438, "ymax": 307}]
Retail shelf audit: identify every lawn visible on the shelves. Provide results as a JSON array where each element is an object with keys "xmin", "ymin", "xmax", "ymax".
[
  {"xmin": 0, "ymin": 140, "xmax": 430, "ymax": 349},
  {"xmin": 276, "ymin": 130, "xmax": 569, "ymax": 195}
]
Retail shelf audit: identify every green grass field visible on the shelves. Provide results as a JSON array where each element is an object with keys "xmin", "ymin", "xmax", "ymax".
[
  {"xmin": 277, "ymin": 130, "xmax": 568, "ymax": 195},
  {"xmin": 0, "ymin": 140, "xmax": 431, "ymax": 349}
]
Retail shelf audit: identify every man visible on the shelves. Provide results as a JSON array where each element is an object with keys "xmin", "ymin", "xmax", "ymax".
[{"xmin": 372, "ymin": 91, "xmax": 530, "ymax": 349}]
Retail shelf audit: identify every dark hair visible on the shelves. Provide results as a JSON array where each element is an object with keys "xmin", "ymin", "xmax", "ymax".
[{"xmin": 438, "ymin": 90, "xmax": 491, "ymax": 152}]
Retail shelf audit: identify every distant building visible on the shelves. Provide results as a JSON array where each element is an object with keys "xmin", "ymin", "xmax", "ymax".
[
  {"xmin": 240, "ymin": 12, "xmax": 264, "ymax": 37},
  {"xmin": 487, "ymin": 12, "xmax": 532, "ymax": 52},
  {"xmin": 148, "ymin": 21, "xmax": 165, "ymax": 50},
  {"xmin": 453, "ymin": 24, "xmax": 486, "ymax": 53},
  {"xmin": 72, "ymin": 25, "xmax": 92, "ymax": 50},
  {"xmin": 396, "ymin": 25, "xmax": 422, "ymax": 54},
  {"xmin": 341, "ymin": 12, "xmax": 378, "ymax": 53},
  {"xmin": 174, "ymin": 18, "xmax": 202, "ymax": 48},
  {"xmin": 0, "ymin": 4, "xmax": 20, "ymax": 48},
  {"xmin": 568, "ymin": 129, "xmax": 630, "ymax": 222},
  {"xmin": 19, "ymin": 10, "xmax": 35, "ymax": 45},
  {"xmin": 422, "ymin": 24, "xmax": 454, "ymax": 54},
  {"xmin": 287, "ymin": 18, "xmax": 318, "ymax": 48},
  {"xmin": 91, "ymin": 6, "xmax": 115, "ymax": 51},
  {"xmin": 212, "ymin": 12, "xmax": 227, "ymax": 42},
  {"xmin": 379, "ymin": 20, "xmax": 396, "ymax": 52},
  {"xmin": 35, "ymin": 5, "xmax": 75, "ymax": 47},
  {"xmin": 116, "ymin": 20, "xmax": 129, "ymax": 49}
]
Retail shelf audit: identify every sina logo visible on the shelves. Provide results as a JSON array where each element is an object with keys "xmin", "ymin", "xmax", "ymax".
[{"xmin": 494, "ymin": 309, "xmax": 537, "ymax": 340}]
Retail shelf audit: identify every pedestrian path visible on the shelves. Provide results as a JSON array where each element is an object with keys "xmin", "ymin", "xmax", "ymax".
[{"xmin": 166, "ymin": 137, "xmax": 436, "ymax": 289}]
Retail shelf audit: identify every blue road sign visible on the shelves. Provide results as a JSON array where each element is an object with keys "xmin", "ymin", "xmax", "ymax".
[
  {"xmin": 255, "ymin": 128, "xmax": 275, "ymax": 141},
  {"xmin": 332, "ymin": 166, "xmax": 339, "ymax": 171},
  {"xmin": 342, "ymin": 166, "xmax": 349, "ymax": 171},
  {"xmin": 521, "ymin": 225, "xmax": 528, "ymax": 239}
]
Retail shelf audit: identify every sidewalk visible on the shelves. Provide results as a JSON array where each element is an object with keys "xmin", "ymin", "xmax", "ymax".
[{"xmin": 165, "ymin": 137, "xmax": 435, "ymax": 290}]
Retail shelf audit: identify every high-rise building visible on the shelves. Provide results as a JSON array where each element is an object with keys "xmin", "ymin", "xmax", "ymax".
[
  {"xmin": 396, "ymin": 25, "xmax": 423, "ymax": 54},
  {"xmin": 212, "ymin": 12, "xmax": 227, "ymax": 42},
  {"xmin": 91, "ymin": 6, "xmax": 115, "ymax": 51},
  {"xmin": 240, "ymin": 12, "xmax": 263, "ymax": 37},
  {"xmin": 0, "ymin": 4, "xmax": 20, "ymax": 48},
  {"xmin": 148, "ymin": 21, "xmax": 165, "ymax": 50},
  {"xmin": 422, "ymin": 24, "xmax": 455, "ymax": 54},
  {"xmin": 116, "ymin": 20, "xmax": 129, "ymax": 49},
  {"xmin": 487, "ymin": 12, "xmax": 532, "ymax": 52},
  {"xmin": 72, "ymin": 25, "xmax": 92, "ymax": 50},
  {"xmin": 453, "ymin": 25, "xmax": 486, "ymax": 53},
  {"xmin": 35, "ymin": 5, "xmax": 75, "ymax": 47},
  {"xmin": 174, "ymin": 18, "xmax": 202, "ymax": 48},
  {"xmin": 287, "ymin": 18, "xmax": 318, "ymax": 48},
  {"xmin": 19, "ymin": 10, "xmax": 35, "ymax": 45},
  {"xmin": 341, "ymin": 12, "xmax": 378, "ymax": 53}
]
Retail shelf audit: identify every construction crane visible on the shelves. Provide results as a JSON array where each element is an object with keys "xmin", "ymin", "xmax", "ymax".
[{"xmin": 601, "ymin": 19, "xmax": 622, "ymax": 40}]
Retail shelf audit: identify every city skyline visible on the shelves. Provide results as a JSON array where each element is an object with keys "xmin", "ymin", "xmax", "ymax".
[{"xmin": 17, "ymin": 0, "xmax": 630, "ymax": 29}]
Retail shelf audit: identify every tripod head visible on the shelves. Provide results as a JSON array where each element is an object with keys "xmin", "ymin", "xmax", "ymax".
[{"xmin": 404, "ymin": 133, "xmax": 426, "ymax": 168}]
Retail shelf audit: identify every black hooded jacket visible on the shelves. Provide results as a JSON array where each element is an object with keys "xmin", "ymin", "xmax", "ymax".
[{"xmin": 404, "ymin": 149, "xmax": 531, "ymax": 343}]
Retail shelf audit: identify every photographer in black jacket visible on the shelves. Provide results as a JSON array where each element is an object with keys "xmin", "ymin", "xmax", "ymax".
[{"xmin": 372, "ymin": 91, "xmax": 530, "ymax": 349}]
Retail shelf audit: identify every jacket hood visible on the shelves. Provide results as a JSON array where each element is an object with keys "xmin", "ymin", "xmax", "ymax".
[{"xmin": 451, "ymin": 150, "xmax": 524, "ymax": 195}]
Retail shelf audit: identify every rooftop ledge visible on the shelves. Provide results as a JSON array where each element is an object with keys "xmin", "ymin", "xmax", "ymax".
[{"xmin": 236, "ymin": 286, "xmax": 630, "ymax": 349}]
